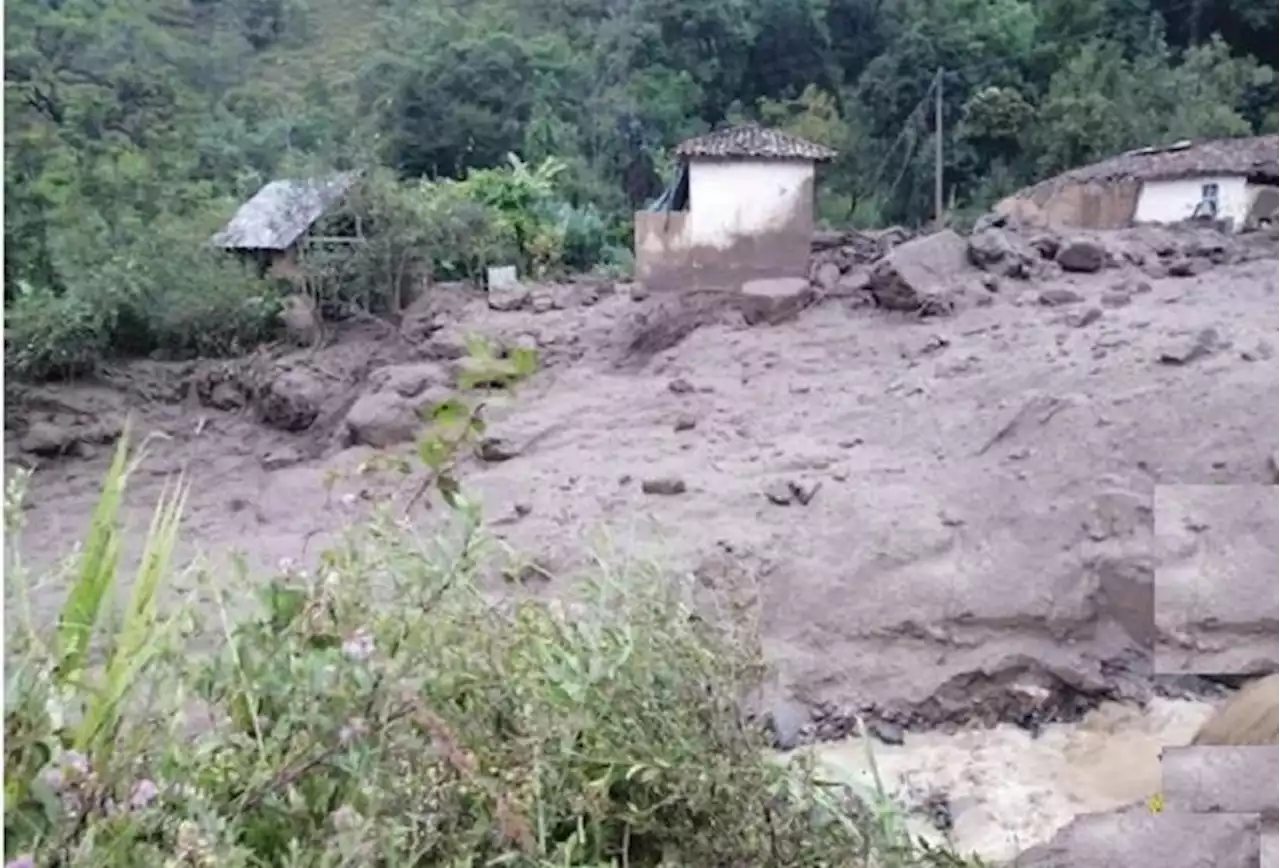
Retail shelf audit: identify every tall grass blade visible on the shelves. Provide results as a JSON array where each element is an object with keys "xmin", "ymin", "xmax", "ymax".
[
  {"xmin": 77, "ymin": 472, "xmax": 189, "ymax": 757},
  {"xmin": 55, "ymin": 428, "xmax": 132, "ymax": 682}
]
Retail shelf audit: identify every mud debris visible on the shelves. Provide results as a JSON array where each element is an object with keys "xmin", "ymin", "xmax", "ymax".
[{"xmin": 6, "ymin": 221, "xmax": 1277, "ymax": 747}]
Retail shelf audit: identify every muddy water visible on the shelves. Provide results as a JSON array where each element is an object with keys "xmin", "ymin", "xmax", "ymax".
[{"xmin": 789, "ymin": 697, "xmax": 1215, "ymax": 864}]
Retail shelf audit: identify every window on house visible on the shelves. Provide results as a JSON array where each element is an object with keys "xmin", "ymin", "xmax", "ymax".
[{"xmin": 1192, "ymin": 183, "xmax": 1220, "ymax": 220}]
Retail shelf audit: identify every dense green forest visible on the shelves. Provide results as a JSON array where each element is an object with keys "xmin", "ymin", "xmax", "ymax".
[{"xmin": 4, "ymin": 0, "xmax": 1277, "ymax": 378}]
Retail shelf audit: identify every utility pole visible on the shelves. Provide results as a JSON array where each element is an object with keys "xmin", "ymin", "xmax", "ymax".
[{"xmin": 934, "ymin": 66, "xmax": 944, "ymax": 229}]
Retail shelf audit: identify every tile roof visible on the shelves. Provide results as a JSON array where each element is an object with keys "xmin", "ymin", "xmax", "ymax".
[
  {"xmin": 1017, "ymin": 135, "xmax": 1278, "ymax": 199},
  {"xmin": 675, "ymin": 123, "xmax": 838, "ymax": 162}
]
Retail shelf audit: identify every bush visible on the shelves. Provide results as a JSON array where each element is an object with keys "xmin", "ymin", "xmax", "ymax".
[
  {"xmin": 2, "ymin": 344, "xmax": 982, "ymax": 868},
  {"xmin": 105, "ymin": 242, "xmax": 283, "ymax": 359},
  {"xmin": 557, "ymin": 203, "xmax": 608, "ymax": 272},
  {"xmin": 4, "ymin": 223, "xmax": 282, "ymax": 379},
  {"xmin": 4, "ymin": 282, "xmax": 114, "ymax": 381}
]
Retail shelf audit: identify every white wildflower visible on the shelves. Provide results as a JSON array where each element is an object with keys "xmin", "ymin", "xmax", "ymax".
[
  {"xmin": 342, "ymin": 630, "xmax": 375, "ymax": 661},
  {"xmin": 128, "ymin": 778, "xmax": 161, "ymax": 811}
]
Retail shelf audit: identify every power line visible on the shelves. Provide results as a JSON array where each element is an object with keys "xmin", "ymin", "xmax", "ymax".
[
  {"xmin": 860, "ymin": 9, "xmax": 1200, "ymax": 211},
  {"xmin": 863, "ymin": 73, "xmax": 936, "ymax": 195}
]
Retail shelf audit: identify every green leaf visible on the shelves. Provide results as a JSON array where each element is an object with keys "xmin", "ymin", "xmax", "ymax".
[
  {"xmin": 430, "ymin": 397, "xmax": 470, "ymax": 428},
  {"xmin": 262, "ymin": 582, "xmax": 309, "ymax": 630},
  {"xmin": 436, "ymin": 474, "xmax": 463, "ymax": 509},
  {"xmin": 417, "ymin": 436, "xmax": 452, "ymax": 470}
]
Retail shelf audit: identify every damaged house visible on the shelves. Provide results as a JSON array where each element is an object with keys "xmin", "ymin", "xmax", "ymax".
[
  {"xmin": 210, "ymin": 172, "xmax": 362, "ymax": 281},
  {"xmin": 997, "ymin": 135, "xmax": 1279, "ymax": 233},
  {"xmin": 634, "ymin": 124, "xmax": 837, "ymax": 292}
]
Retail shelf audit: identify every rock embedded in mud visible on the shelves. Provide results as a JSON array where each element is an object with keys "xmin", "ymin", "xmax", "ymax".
[
  {"xmin": 673, "ymin": 413, "xmax": 697, "ymax": 432},
  {"xmin": 207, "ymin": 382, "xmax": 246, "ymax": 411},
  {"xmin": 737, "ymin": 278, "xmax": 819, "ymax": 326},
  {"xmin": 476, "ymin": 437, "xmax": 520, "ymax": 462},
  {"xmin": 766, "ymin": 699, "xmax": 812, "ymax": 751},
  {"xmin": 667, "ymin": 377, "xmax": 695, "ymax": 394},
  {"xmin": 870, "ymin": 720, "xmax": 906, "ymax": 745},
  {"xmin": 1240, "ymin": 339, "xmax": 1274, "ymax": 362},
  {"xmin": 369, "ymin": 362, "xmax": 448, "ymax": 399},
  {"xmin": 487, "ymin": 281, "xmax": 529, "ymax": 312},
  {"xmin": 869, "ymin": 229, "xmax": 971, "ymax": 312},
  {"xmin": 420, "ymin": 326, "xmax": 475, "ymax": 361},
  {"xmin": 1100, "ymin": 288, "xmax": 1133, "ymax": 308},
  {"xmin": 1067, "ymin": 307, "xmax": 1104, "ymax": 329},
  {"xmin": 342, "ymin": 391, "xmax": 426, "ymax": 448},
  {"xmin": 1037, "ymin": 288, "xmax": 1084, "ymax": 307},
  {"xmin": 641, "ymin": 476, "xmax": 687, "ymax": 496},
  {"xmin": 1029, "ymin": 233, "xmax": 1061, "ymax": 260},
  {"xmin": 967, "ymin": 227, "xmax": 1037, "ymax": 278},
  {"xmin": 1157, "ymin": 327, "xmax": 1220, "ymax": 366},
  {"xmin": 19, "ymin": 420, "xmax": 80, "ymax": 456},
  {"xmin": 1055, "ymin": 238, "xmax": 1107, "ymax": 273},
  {"xmin": 763, "ymin": 479, "xmax": 820, "ymax": 506},
  {"xmin": 1165, "ymin": 256, "xmax": 1210, "ymax": 278},
  {"xmin": 1011, "ymin": 803, "xmax": 1262, "ymax": 868},
  {"xmin": 256, "ymin": 367, "xmax": 327, "ymax": 432},
  {"xmin": 260, "ymin": 446, "xmax": 303, "ymax": 471}
]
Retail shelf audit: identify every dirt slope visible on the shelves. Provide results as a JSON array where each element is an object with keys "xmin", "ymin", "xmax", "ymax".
[{"xmin": 8, "ymin": 225, "xmax": 1278, "ymax": 737}]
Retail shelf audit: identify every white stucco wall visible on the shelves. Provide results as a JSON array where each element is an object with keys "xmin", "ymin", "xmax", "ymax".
[
  {"xmin": 687, "ymin": 159, "xmax": 814, "ymax": 248},
  {"xmin": 1133, "ymin": 175, "xmax": 1250, "ymax": 229}
]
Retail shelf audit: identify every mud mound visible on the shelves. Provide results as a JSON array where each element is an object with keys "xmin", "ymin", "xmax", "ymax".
[{"xmin": 620, "ymin": 281, "xmax": 821, "ymax": 365}]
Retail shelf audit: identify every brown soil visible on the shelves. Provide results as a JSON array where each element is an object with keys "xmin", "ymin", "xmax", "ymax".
[{"xmin": 7, "ymin": 225, "xmax": 1278, "ymax": 736}]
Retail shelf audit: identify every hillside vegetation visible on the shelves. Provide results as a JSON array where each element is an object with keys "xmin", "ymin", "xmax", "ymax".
[{"xmin": 4, "ymin": 0, "xmax": 1278, "ymax": 376}]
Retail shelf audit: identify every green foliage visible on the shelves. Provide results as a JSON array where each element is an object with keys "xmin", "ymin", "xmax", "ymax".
[
  {"xmin": 4, "ymin": 283, "xmax": 113, "ymax": 381},
  {"xmin": 4, "ymin": 218, "xmax": 282, "ymax": 380},
  {"xmin": 4, "ymin": 0, "xmax": 1278, "ymax": 373},
  {"xmin": 5, "ymin": 429, "xmax": 189, "ymax": 856},
  {"xmin": 462, "ymin": 154, "xmax": 571, "ymax": 277}
]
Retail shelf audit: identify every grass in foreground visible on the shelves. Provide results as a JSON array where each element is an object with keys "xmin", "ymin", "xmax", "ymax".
[{"xmin": 3, "ymin": 421, "xmax": 983, "ymax": 868}]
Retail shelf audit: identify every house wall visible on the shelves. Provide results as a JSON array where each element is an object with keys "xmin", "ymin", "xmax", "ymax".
[
  {"xmin": 1244, "ymin": 182, "xmax": 1278, "ymax": 227},
  {"xmin": 634, "ymin": 158, "xmax": 816, "ymax": 292},
  {"xmin": 1134, "ymin": 175, "xmax": 1250, "ymax": 230}
]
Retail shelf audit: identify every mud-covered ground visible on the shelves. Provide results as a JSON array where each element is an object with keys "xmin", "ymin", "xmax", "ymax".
[{"xmin": 7, "ymin": 221, "xmax": 1278, "ymax": 861}]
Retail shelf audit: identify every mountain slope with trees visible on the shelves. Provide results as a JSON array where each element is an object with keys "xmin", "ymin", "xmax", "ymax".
[{"xmin": 4, "ymin": 0, "xmax": 1277, "ymax": 375}]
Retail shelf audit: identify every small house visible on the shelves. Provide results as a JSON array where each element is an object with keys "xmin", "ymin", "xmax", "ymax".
[
  {"xmin": 210, "ymin": 172, "xmax": 361, "ymax": 280},
  {"xmin": 996, "ymin": 135, "xmax": 1279, "ymax": 233},
  {"xmin": 635, "ymin": 124, "xmax": 838, "ymax": 292}
]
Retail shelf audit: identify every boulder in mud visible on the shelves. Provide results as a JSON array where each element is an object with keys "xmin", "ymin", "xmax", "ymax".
[
  {"xmin": 1056, "ymin": 238, "xmax": 1107, "ymax": 273},
  {"xmin": 1012, "ymin": 803, "xmax": 1262, "ymax": 868},
  {"xmin": 343, "ymin": 390, "xmax": 428, "ymax": 448},
  {"xmin": 811, "ymin": 261, "xmax": 842, "ymax": 293},
  {"xmin": 19, "ymin": 420, "xmax": 81, "ymax": 457},
  {"xmin": 368, "ymin": 362, "xmax": 449, "ymax": 399},
  {"xmin": 737, "ymin": 278, "xmax": 818, "ymax": 326},
  {"xmin": 487, "ymin": 281, "xmax": 529, "ymax": 312},
  {"xmin": 868, "ymin": 230, "xmax": 970, "ymax": 313},
  {"xmin": 256, "ymin": 366, "xmax": 327, "ymax": 432},
  {"xmin": 19, "ymin": 413, "xmax": 125, "ymax": 458},
  {"xmin": 967, "ymin": 227, "xmax": 1038, "ymax": 279}
]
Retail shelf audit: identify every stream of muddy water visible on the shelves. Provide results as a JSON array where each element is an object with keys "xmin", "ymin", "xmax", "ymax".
[{"xmin": 787, "ymin": 697, "xmax": 1215, "ymax": 864}]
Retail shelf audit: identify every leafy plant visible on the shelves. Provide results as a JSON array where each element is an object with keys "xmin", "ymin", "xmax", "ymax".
[{"xmin": 5, "ymin": 427, "xmax": 189, "ymax": 859}]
